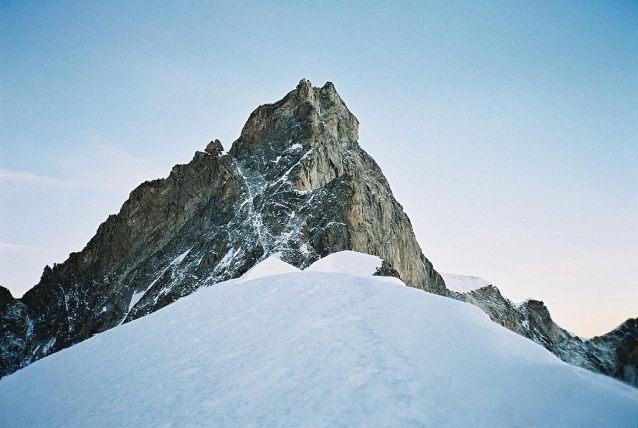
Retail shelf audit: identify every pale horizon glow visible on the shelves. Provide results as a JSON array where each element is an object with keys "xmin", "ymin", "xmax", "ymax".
[{"xmin": 1, "ymin": 1, "xmax": 636, "ymax": 338}]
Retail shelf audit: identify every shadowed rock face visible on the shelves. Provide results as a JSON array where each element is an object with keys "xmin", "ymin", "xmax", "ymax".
[
  {"xmin": 0, "ymin": 79, "xmax": 445, "ymax": 377},
  {"xmin": 0, "ymin": 286, "xmax": 31, "ymax": 375},
  {"xmin": 587, "ymin": 318, "xmax": 638, "ymax": 386}
]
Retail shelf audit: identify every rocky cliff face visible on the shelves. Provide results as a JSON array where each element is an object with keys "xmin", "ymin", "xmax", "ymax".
[
  {"xmin": 587, "ymin": 318, "xmax": 638, "ymax": 386},
  {"xmin": 0, "ymin": 79, "xmax": 444, "ymax": 378},
  {"xmin": 0, "ymin": 286, "xmax": 31, "ymax": 376},
  {"xmin": 0, "ymin": 80, "xmax": 634, "ymax": 389}
]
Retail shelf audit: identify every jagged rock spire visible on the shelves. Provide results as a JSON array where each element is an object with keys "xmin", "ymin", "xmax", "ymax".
[
  {"xmin": 231, "ymin": 78, "xmax": 358, "ymax": 180},
  {"xmin": 0, "ymin": 80, "xmax": 446, "ymax": 378}
]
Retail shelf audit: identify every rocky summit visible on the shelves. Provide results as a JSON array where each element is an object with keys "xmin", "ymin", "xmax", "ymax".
[
  {"xmin": 0, "ymin": 79, "xmax": 444, "ymax": 377},
  {"xmin": 0, "ymin": 79, "xmax": 635, "ymax": 388}
]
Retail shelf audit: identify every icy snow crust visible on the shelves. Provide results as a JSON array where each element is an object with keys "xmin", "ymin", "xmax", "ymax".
[
  {"xmin": 441, "ymin": 272, "xmax": 492, "ymax": 293},
  {"xmin": 1, "ymin": 252, "xmax": 637, "ymax": 427}
]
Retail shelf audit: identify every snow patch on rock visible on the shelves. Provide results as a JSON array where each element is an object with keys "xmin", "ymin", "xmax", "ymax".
[{"xmin": 441, "ymin": 272, "xmax": 491, "ymax": 293}]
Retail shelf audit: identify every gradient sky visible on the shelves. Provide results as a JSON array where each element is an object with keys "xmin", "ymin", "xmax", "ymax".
[{"xmin": 1, "ymin": 1, "xmax": 636, "ymax": 337}]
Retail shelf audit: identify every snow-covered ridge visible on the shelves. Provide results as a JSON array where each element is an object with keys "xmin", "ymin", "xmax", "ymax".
[
  {"xmin": 235, "ymin": 251, "xmax": 383, "ymax": 281},
  {"xmin": 441, "ymin": 272, "xmax": 492, "ymax": 293},
  {"xmin": 239, "ymin": 250, "xmax": 401, "ymax": 285},
  {"xmin": 305, "ymin": 250, "xmax": 382, "ymax": 276},
  {"xmin": 1, "ymin": 251, "xmax": 636, "ymax": 427},
  {"xmin": 246, "ymin": 256, "xmax": 638, "ymax": 389},
  {"xmin": 237, "ymin": 255, "xmax": 301, "ymax": 283}
]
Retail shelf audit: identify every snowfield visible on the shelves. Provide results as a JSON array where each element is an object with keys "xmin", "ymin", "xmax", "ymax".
[
  {"xmin": 305, "ymin": 250, "xmax": 383, "ymax": 276},
  {"xmin": 1, "ymin": 252, "xmax": 637, "ymax": 427},
  {"xmin": 237, "ymin": 255, "xmax": 301, "ymax": 283}
]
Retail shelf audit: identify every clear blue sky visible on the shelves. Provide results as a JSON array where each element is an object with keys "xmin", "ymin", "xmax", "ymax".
[{"xmin": 1, "ymin": 1, "xmax": 636, "ymax": 337}]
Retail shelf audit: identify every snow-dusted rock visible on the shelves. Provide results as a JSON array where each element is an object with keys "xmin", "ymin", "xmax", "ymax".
[
  {"xmin": 450, "ymin": 279, "xmax": 638, "ymax": 387},
  {"xmin": 440, "ymin": 272, "xmax": 491, "ymax": 293}
]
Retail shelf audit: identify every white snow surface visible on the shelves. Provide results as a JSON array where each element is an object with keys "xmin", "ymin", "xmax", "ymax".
[
  {"xmin": 128, "ymin": 246, "xmax": 193, "ymax": 311},
  {"xmin": 1, "ymin": 251, "xmax": 637, "ymax": 427},
  {"xmin": 305, "ymin": 250, "xmax": 382, "ymax": 276},
  {"xmin": 238, "ymin": 255, "xmax": 301, "ymax": 282},
  {"xmin": 127, "ymin": 289, "xmax": 145, "ymax": 311},
  {"xmin": 441, "ymin": 272, "xmax": 492, "ymax": 293}
]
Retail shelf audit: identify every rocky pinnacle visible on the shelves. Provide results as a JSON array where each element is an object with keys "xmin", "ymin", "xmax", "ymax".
[{"xmin": 0, "ymin": 79, "xmax": 445, "ymax": 377}]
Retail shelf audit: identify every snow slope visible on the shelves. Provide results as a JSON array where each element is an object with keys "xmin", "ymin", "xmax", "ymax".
[
  {"xmin": 237, "ymin": 255, "xmax": 301, "ymax": 282},
  {"xmin": 441, "ymin": 272, "xmax": 491, "ymax": 293},
  {"xmin": 305, "ymin": 250, "xmax": 382, "ymax": 276},
  {"xmin": 1, "ymin": 252, "xmax": 637, "ymax": 427}
]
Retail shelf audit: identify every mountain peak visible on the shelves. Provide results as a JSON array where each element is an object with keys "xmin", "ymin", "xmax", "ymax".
[
  {"xmin": 0, "ymin": 79, "xmax": 447, "ymax": 379},
  {"xmin": 230, "ymin": 79, "xmax": 359, "ymax": 177},
  {"xmin": 321, "ymin": 80, "xmax": 336, "ymax": 92},
  {"xmin": 295, "ymin": 77, "xmax": 313, "ymax": 96},
  {"xmin": 7, "ymin": 80, "xmax": 635, "ymax": 391},
  {"xmin": 294, "ymin": 78, "xmax": 337, "ymax": 99}
]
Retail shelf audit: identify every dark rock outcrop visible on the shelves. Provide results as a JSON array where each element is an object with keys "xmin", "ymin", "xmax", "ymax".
[
  {"xmin": 374, "ymin": 260, "xmax": 402, "ymax": 279},
  {"xmin": 0, "ymin": 286, "xmax": 32, "ymax": 375},
  {"xmin": 587, "ymin": 318, "xmax": 638, "ymax": 386}
]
